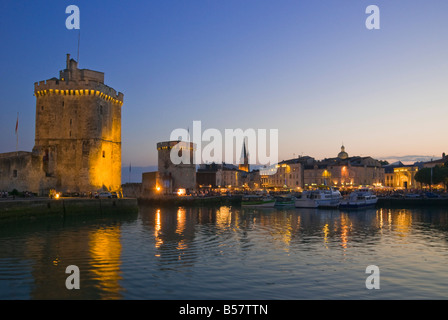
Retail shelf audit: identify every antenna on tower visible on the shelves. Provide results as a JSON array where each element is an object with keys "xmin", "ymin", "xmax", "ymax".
[{"xmin": 77, "ymin": 30, "xmax": 80, "ymax": 63}]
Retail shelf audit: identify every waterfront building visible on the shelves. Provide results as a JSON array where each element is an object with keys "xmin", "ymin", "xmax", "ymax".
[
  {"xmin": 423, "ymin": 153, "xmax": 447, "ymax": 168},
  {"xmin": 0, "ymin": 54, "xmax": 123, "ymax": 195},
  {"xmin": 196, "ymin": 163, "xmax": 247, "ymax": 190},
  {"xmin": 260, "ymin": 157, "xmax": 306, "ymax": 190},
  {"xmin": 383, "ymin": 161, "xmax": 420, "ymax": 189},
  {"xmin": 196, "ymin": 163, "xmax": 218, "ymax": 189},
  {"xmin": 216, "ymin": 163, "xmax": 244, "ymax": 189},
  {"xmin": 303, "ymin": 145, "xmax": 384, "ymax": 188},
  {"xmin": 260, "ymin": 146, "xmax": 385, "ymax": 190},
  {"xmin": 196, "ymin": 142, "xmax": 252, "ymax": 190}
]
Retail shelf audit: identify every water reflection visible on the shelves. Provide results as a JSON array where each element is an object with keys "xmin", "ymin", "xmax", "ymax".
[
  {"xmin": 1, "ymin": 205, "xmax": 448, "ymax": 299},
  {"xmin": 89, "ymin": 226, "xmax": 122, "ymax": 299},
  {"xmin": 138, "ymin": 205, "xmax": 448, "ymax": 254},
  {"xmin": 137, "ymin": 205, "xmax": 448, "ymax": 269}
]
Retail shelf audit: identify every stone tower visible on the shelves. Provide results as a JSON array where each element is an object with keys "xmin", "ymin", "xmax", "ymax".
[
  {"xmin": 157, "ymin": 141, "xmax": 196, "ymax": 194},
  {"xmin": 33, "ymin": 54, "xmax": 123, "ymax": 193}
]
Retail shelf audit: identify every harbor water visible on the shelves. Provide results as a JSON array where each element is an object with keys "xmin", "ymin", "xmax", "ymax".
[{"xmin": 1, "ymin": 203, "xmax": 448, "ymax": 299}]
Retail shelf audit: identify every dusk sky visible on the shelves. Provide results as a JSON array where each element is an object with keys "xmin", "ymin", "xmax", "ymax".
[{"xmin": 1, "ymin": 0, "xmax": 447, "ymax": 168}]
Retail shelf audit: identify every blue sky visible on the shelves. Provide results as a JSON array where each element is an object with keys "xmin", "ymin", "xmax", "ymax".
[{"xmin": 1, "ymin": 0, "xmax": 447, "ymax": 167}]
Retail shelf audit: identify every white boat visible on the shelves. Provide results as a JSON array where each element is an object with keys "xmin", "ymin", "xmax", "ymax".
[
  {"xmin": 295, "ymin": 188, "xmax": 342, "ymax": 208},
  {"xmin": 295, "ymin": 191, "xmax": 319, "ymax": 208},
  {"xmin": 314, "ymin": 187, "xmax": 342, "ymax": 208},
  {"xmin": 339, "ymin": 188, "xmax": 378, "ymax": 209},
  {"xmin": 241, "ymin": 195, "xmax": 276, "ymax": 207}
]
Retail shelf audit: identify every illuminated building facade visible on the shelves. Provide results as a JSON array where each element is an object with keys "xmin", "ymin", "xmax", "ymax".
[
  {"xmin": 303, "ymin": 146, "xmax": 384, "ymax": 188},
  {"xmin": 260, "ymin": 146, "xmax": 385, "ymax": 190},
  {"xmin": 384, "ymin": 161, "xmax": 419, "ymax": 189},
  {"xmin": 0, "ymin": 54, "xmax": 123, "ymax": 194},
  {"xmin": 260, "ymin": 158, "xmax": 304, "ymax": 190}
]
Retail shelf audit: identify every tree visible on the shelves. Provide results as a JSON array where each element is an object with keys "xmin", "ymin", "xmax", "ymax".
[
  {"xmin": 415, "ymin": 166, "xmax": 448, "ymax": 190},
  {"xmin": 440, "ymin": 167, "xmax": 448, "ymax": 190},
  {"xmin": 415, "ymin": 168, "xmax": 432, "ymax": 187}
]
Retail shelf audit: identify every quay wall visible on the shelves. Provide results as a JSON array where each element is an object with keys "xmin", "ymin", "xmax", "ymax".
[
  {"xmin": 0, "ymin": 198, "xmax": 138, "ymax": 220},
  {"xmin": 377, "ymin": 197, "xmax": 448, "ymax": 208}
]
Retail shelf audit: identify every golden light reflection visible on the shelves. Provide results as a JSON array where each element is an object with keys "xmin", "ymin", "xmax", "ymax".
[
  {"xmin": 323, "ymin": 223, "xmax": 329, "ymax": 248},
  {"xmin": 376, "ymin": 208, "xmax": 412, "ymax": 238},
  {"xmin": 89, "ymin": 226, "xmax": 122, "ymax": 299},
  {"xmin": 177, "ymin": 239, "xmax": 188, "ymax": 251},
  {"xmin": 394, "ymin": 210, "xmax": 412, "ymax": 238},
  {"xmin": 176, "ymin": 208, "xmax": 186, "ymax": 235},
  {"xmin": 340, "ymin": 214, "xmax": 350, "ymax": 250},
  {"xmin": 155, "ymin": 209, "xmax": 163, "ymax": 249},
  {"xmin": 216, "ymin": 206, "xmax": 232, "ymax": 230},
  {"xmin": 267, "ymin": 214, "xmax": 292, "ymax": 251}
]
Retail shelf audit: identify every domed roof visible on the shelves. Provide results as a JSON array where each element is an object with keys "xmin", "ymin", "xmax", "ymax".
[{"xmin": 338, "ymin": 145, "xmax": 349, "ymax": 159}]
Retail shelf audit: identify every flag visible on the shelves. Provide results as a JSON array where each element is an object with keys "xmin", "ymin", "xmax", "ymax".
[{"xmin": 15, "ymin": 113, "xmax": 18, "ymax": 134}]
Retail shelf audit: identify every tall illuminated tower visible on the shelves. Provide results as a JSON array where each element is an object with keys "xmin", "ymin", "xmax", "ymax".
[{"xmin": 33, "ymin": 54, "xmax": 124, "ymax": 193}]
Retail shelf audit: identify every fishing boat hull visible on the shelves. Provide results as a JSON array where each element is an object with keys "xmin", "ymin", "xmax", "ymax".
[
  {"xmin": 317, "ymin": 199, "xmax": 341, "ymax": 208},
  {"xmin": 242, "ymin": 196, "xmax": 276, "ymax": 208},
  {"xmin": 339, "ymin": 199, "xmax": 377, "ymax": 209},
  {"xmin": 275, "ymin": 196, "xmax": 296, "ymax": 207},
  {"xmin": 339, "ymin": 188, "xmax": 378, "ymax": 209},
  {"xmin": 295, "ymin": 199, "xmax": 319, "ymax": 208}
]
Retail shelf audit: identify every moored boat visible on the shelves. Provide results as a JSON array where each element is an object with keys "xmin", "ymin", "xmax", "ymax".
[
  {"xmin": 275, "ymin": 195, "xmax": 296, "ymax": 207},
  {"xmin": 340, "ymin": 188, "xmax": 377, "ymax": 209},
  {"xmin": 295, "ymin": 187, "xmax": 342, "ymax": 208},
  {"xmin": 314, "ymin": 187, "xmax": 342, "ymax": 208},
  {"xmin": 241, "ymin": 195, "xmax": 276, "ymax": 207},
  {"xmin": 295, "ymin": 191, "xmax": 319, "ymax": 208}
]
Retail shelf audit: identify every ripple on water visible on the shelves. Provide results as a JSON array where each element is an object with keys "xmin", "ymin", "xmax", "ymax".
[{"xmin": 2, "ymin": 206, "xmax": 448, "ymax": 299}]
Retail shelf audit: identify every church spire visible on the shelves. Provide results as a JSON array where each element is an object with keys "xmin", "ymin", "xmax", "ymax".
[{"xmin": 239, "ymin": 140, "xmax": 249, "ymax": 172}]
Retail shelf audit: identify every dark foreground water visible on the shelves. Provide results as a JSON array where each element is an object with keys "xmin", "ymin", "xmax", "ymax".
[{"xmin": 1, "ymin": 204, "xmax": 448, "ymax": 300}]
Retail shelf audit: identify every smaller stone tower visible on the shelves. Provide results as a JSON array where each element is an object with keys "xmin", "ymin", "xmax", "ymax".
[{"xmin": 157, "ymin": 141, "xmax": 196, "ymax": 194}]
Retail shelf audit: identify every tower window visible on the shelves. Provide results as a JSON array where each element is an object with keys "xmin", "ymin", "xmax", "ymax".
[
  {"xmin": 41, "ymin": 106, "xmax": 44, "ymax": 111},
  {"xmin": 102, "ymin": 150, "xmax": 106, "ymax": 158},
  {"xmin": 13, "ymin": 170, "xmax": 17, "ymax": 178}
]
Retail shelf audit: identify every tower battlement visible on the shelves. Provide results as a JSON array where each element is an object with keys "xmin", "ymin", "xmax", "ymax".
[
  {"xmin": 34, "ymin": 79, "xmax": 123, "ymax": 106},
  {"xmin": 33, "ymin": 54, "xmax": 123, "ymax": 105}
]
